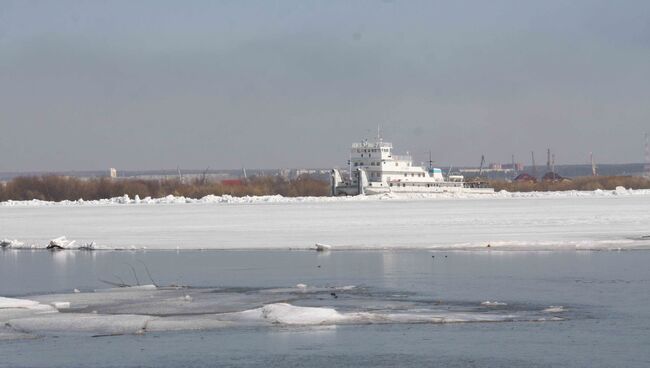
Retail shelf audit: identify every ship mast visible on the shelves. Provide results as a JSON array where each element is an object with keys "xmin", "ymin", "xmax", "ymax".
[{"xmin": 348, "ymin": 151, "xmax": 352, "ymax": 182}]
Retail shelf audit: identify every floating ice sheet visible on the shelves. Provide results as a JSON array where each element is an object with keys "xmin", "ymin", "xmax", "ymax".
[{"xmin": 0, "ymin": 285, "xmax": 567, "ymax": 340}]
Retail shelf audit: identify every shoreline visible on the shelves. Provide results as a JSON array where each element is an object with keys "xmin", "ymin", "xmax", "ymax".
[{"xmin": 2, "ymin": 186, "xmax": 650, "ymax": 207}]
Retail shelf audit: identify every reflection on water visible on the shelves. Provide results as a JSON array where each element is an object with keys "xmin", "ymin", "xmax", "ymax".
[{"xmin": 51, "ymin": 250, "xmax": 74, "ymax": 268}]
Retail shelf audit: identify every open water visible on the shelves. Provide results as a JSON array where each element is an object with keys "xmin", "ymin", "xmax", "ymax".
[{"xmin": 1, "ymin": 249, "xmax": 649, "ymax": 367}]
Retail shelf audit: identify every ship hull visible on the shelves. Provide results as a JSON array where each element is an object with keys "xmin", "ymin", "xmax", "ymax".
[
  {"xmin": 332, "ymin": 183, "xmax": 494, "ymax": 196},
  {"xmin": 363, "ymin": 186, "xmax": 494, "ymax": 195}
]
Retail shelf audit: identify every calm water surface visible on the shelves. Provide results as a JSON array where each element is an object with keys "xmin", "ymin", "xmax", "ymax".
[{"xmin": 1, "ymin": 250, "xmax": 649, "ymax": 367}]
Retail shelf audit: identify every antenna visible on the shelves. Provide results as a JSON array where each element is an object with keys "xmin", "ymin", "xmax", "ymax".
[
  {"xmin": 348, "ymin": 151, "xmax": 352, "ymax": 182},
  {"xmin": 546, "ymin": 148, "xmax": 551, "ymax": 172}
]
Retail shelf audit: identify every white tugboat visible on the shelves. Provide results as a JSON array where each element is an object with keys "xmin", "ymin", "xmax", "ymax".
[{"xmin": 331, "ymin": 137, "xmax": 493, "ymax": 196}]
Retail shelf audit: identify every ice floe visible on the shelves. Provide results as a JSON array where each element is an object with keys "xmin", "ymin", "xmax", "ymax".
[
  {"xmin": 315, "ymin": 243, "xmax": 332, "ymax": 251},
  {"xmin": 8, "ymin": 313, "xmax": 153, "ymax": 336},
  {"xmin": 481, "ymin": 301, "xmax": 508, "ymax": 307},
  {"xmin": 0, "ymin": 285, "xmax": 567, "ymax": 340},
  {"xmin": 235, "ymin": 303, "xmax": 347, "ymax": 325},
  {"xmin": 543, "ymin": 306, "xmax": 567, "ymax": 313},
  {"xmin": 0, "ymin": 296, "xmax": 43, "ymax": 309},
  {"xmin": 0, "ymin": 236, "xmax": 108, "ymax": 251},
  {"xmin": 51, "ymin": 301, "xmax": 71, "ymax": 310},
  {"xmin": 46, "ymin": 236, "xmax": 76, "ymax": 250},
  {"xmin": 1, "ymin": 239, "xmax": 24, "ymax": 249}
]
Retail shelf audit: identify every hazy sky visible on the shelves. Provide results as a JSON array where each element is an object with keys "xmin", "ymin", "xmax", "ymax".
[{"xmin": 1, "ymin": 0, "xmax": 649, "ymax": 171}]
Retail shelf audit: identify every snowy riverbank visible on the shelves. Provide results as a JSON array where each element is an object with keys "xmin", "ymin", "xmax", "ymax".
[
  {"xmin": 2, "ymin": 186, "xmax": 650, "ymax": 207},
  {"xmin": 2, "ymin": 188, "xmax": 650, "ymax": 251}
]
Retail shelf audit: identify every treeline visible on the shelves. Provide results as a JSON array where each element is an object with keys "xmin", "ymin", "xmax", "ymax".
[
  {"xmin": 489, "ymin": 176, "xmax": 650, "ymax": 192},
  {"xmin": 0, "ymin": 175, "xmax": 330, "ymax": 202},
  {"xmin": 3, "ymin": 174, "xmax": 650, "ymax": 201}
]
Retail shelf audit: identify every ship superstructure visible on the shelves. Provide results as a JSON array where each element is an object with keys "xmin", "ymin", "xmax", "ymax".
[{"xmin": 331, "ymin": 138, "xmax": 493, "ymax": 195}]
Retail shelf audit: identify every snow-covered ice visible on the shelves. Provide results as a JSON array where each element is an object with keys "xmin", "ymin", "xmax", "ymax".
[
  {"xmin": 543, "ymin": 306, "xmax": 567, "ymax": 313},
  {"xmin": 1, "ymin": 239, "xmax": 24, "ymax": 248},
  {"xmin": 2, "ymin": 189, "xmax": 650, "ymax": 251},
  {"xmin": 2, "ymin": 187, "xmax": 650, "ymax": 207},
  {"xmin": 234, "ymin": 303, "xmax": 348, "ymax": 325},
  {"xmin": 8, "ymin": 313, "xmax": 153, "ymax": 336},
  {"xmin": 47, "ymin": 236, "xmax": 76, "ymax": 250},
  {"xmin": 0, "ymin": 284, "xmax": 563, "ymax": 339},
  {"xmin": 51, "ymin": 301, "xmax": 71, "ymax": 310},
  {"xmin": 0, "ymin": 296, "xmax": 44, "ymax": 309}
]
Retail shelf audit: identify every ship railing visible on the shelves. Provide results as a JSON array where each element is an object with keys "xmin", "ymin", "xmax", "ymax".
[
  {"xmin": 386, "ymin": 179, "xmax": 464, "ymax": 187},
  {"xmin": 352, "ymin": 142, "xmax": 393, "ymax": 149}
]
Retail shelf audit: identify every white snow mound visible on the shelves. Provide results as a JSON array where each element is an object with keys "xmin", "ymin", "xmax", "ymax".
[
  {"xmin": 481, "ymin": 301, "xmax": 508, "ymax": 306},
  {"xmin": 0, "ymin": 297, "xmax": 41, "ymax": 309},
  {"xmin": 2, "ymin": 188, "xmax": 650, "ymax": 207},
  {"xmin": 237, "ymin": 303, "xmax": 347, "ymax": 325}
]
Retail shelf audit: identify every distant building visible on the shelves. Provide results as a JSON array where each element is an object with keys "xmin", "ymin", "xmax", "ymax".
[
  {"xmin": 489, "ymin": 163, "xmax": 502, "ymax": 170},
  {"xmin": 278, "ymin": 169, "xmax": 290, "ymax": 180},
  {"xmin": 109, "ymin": 168, "xmax": 117, "ymax": 178}
]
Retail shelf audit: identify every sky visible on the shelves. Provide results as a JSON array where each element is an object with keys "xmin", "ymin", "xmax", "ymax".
[{"xmin": 1, "ymin": 0, "xmax": 649, "ymax": 171}]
